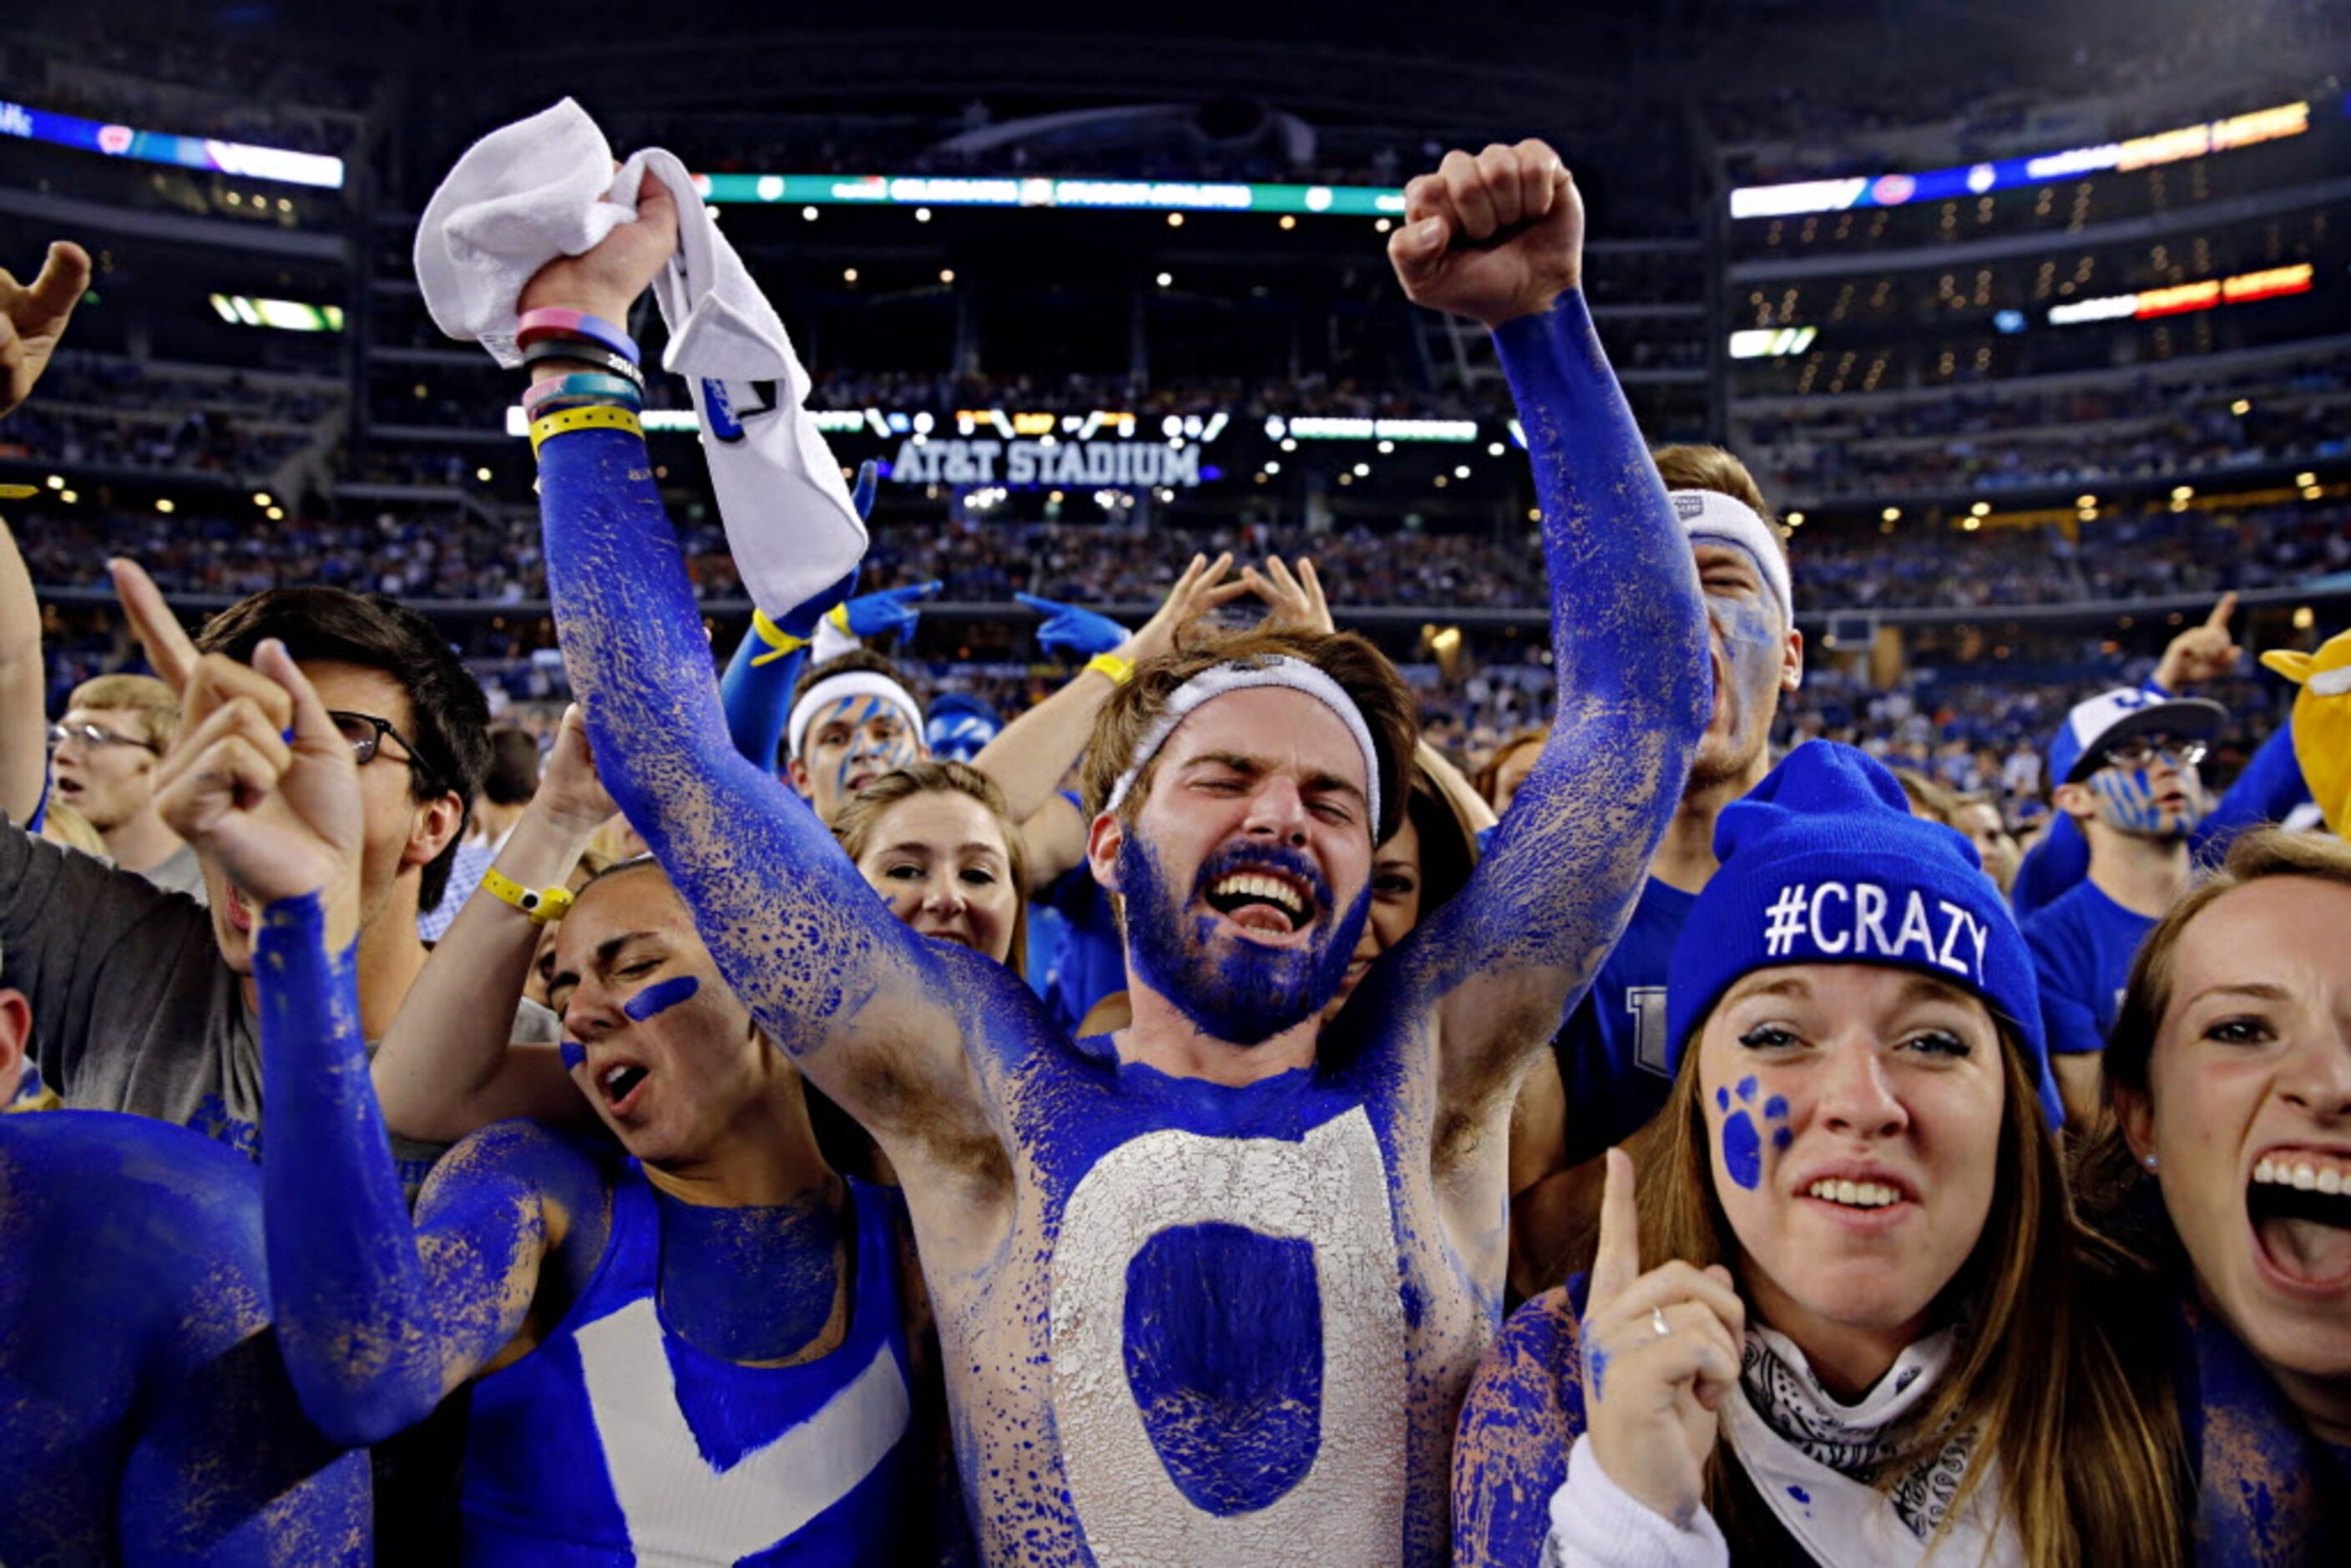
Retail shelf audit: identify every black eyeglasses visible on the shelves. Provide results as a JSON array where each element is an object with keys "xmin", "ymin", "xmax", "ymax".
[
  {"xmin": 328, "ymin": 710, "xmax": 447, "ymax": 791},
  {"xmin": 48, "ymin": 721, "xmax": 159, "ymax": 754}
]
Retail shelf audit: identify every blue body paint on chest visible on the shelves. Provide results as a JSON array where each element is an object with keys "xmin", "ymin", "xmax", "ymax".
[
  {"xmin": 654, "ymin": 1186, "xmax": 844, "ymax": 1404},
  {"xmin": 624, "ymin": 974, "xmax": 700, "ymax": 1022},
  {"xmin": 1123, "ymin": 1222, "xmax": 1322, "ymax": 1514}
]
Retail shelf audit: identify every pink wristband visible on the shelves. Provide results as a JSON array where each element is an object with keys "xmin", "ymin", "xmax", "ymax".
[{"xmin": 516, "ymin": 307, "xmax": 639, "ymax": 365}]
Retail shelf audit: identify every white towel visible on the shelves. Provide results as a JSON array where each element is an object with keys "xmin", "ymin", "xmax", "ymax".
[{"xmin": 414, "ymin": 98, "xmax": 866, "ymax": 618}]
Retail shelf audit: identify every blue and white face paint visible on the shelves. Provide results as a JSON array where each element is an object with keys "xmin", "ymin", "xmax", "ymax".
[
  {"xmin": 1675, "ymin": 489, "xmax": 1797, "ymax": 791},
  {"xmin": 789, "ymin": 675, "xmax": 924, "ymax": 824},
  {"xmin": 925, "ymin": 709, "xmax": 1002, "ymax": 766}
]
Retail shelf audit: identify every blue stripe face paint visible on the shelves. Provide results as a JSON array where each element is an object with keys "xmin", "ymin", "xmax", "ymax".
[
  {"xmin": 561, "ymin": 1039, "xmax": 587, "ymax": 1071},
  {"xmin": 2091, "ymin": 764, "xmax": 2197, "ymax": 838},
  {"xmin": 1117, "ymin": 831, "xmax": 1368, "ymax": 1047},
  {"xmin": 1695, "ymin": 541, "xmax": 1788, "ymax": 776},
  {"xmin": 623, "ymin": 974, "xmax": 700, "ymax": 1023}
]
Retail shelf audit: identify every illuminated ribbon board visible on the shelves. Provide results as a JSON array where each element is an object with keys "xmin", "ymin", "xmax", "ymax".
[
  {"xmin": 0, "ymin": 97, "xmax": 344, "ymax": 189},
  {"xmin": 2046, "ymin": 263, "xmax": 2313, "ymax": 326},
  {"xmin": 697, "ymin": 172, "xmax": 1405, "ymax": 217},
  {"xmin": 1730, "ymin": 100, "xmax": 2309, "ymax": 220}
]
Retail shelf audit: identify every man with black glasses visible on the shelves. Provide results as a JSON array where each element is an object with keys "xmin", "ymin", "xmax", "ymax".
[{"xmin": 2025, "ymin": 685, "xmax": 2228, "ymax": 1125}]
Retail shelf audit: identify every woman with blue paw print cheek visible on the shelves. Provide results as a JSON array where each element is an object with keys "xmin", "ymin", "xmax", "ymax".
[{"xmin": 1451, "ymin": 742, "xmax": 2187, "ymax": 1567}]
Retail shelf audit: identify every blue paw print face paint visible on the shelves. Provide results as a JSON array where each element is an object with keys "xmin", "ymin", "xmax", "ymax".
[
  {"xmin": 1716, "ymin": 1075, "xmax": 1791, "ymax": 1191},
  {"xmin": 623, "ymin": 974, "xmax": 700, "ymax": 1023}
]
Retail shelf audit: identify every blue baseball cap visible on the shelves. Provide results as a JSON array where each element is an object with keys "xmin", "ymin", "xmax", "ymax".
[
  {"xmin": 925, "ymin": 692, "xmax": 1002, "ymax": 763},
  {"xmin": 2048, "ymin": 686, "xmax": 2226, "ymax": 786}
]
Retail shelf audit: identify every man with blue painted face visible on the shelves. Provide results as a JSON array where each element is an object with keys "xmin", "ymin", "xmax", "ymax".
[
  {"xmin": 517, "ymin": 139, "xmax": 1706, "ymax": 1563},
  {"xmin": 784, "ymin": 648, "xmax": 932, "ymax": 827},
  {"xmin": 1508, "ymin": 447, "xmax": 1804, "ymax": 1296},
  {"xmin": 2024, "ymin": 685, "xmax": 2227, "ymax": 1125},
  {"xmin": 926, "ymin": 691, "xmax": 1004, "ymax": 764}
]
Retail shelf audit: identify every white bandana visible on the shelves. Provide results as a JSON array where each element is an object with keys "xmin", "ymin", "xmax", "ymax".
[
  {"xmin": 1105, "ymin": 655, "xmax": 1383, "ymax": 830},
  {"xmin": 1722, "ymin": 1325, "xmax": 2020, "ymax": 1567},
  {"xmin": 1674, "ymin": 488, "xmax": 1794, "ymax": 630},
  {"xmin": 786, "ymin": 672, "xmax": 923, "ymax": 761}
]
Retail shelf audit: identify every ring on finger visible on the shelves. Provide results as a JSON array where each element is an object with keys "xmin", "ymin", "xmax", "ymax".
[{"xmin": 1651, "ymin": 1305, "xmax": 1671, "ymax": 1340}]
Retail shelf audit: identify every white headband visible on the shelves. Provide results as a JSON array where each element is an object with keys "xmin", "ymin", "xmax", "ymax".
[
  {"xmin": 1673, "ymin": 489, "xmax": 1794, "ymax": 630},
  {"xmin": 1105, "ymin": 655, "xmax": 1383, "ymax": 829},
  {"xmin": 786, "ymin": 672, "xmax": 925, "ymax": 761}
]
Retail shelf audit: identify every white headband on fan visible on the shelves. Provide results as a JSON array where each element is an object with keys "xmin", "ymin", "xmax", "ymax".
[
  {"xmin": 1673, "ymin": 488, "xmax": 1794, "ymax": 629},
  {"xmin": 786, "ymin": 672, "xmax": 924, "ymax": 761},
  {"xmin": 1104, "ymin": 655, "xmax": 1383, "ymax": 828}
]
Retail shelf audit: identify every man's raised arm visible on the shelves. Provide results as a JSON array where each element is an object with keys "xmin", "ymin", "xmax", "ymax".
[
  {"xmin": 1380, "ymin": 143, "xmax": 1709, "ymax": 1103},
  {"xmin": 521, "ymin": 174, "xmax": 1025, "ymax": 1145}
]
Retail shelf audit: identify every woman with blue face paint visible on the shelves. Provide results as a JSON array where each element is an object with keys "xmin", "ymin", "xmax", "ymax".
[
  {"xmin": 2079, "ymin": 827, "xmax": 2351, "ymax": 1564},
  {"xmin": 163, "ymin": 645, "xmax": 952, "ymax": 1561},
  {"xmin": 1452, "ymin": 742, "xmax": 2185, "ymax": 1567}
]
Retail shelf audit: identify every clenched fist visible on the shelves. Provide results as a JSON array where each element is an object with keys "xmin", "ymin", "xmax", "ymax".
[{"xmin": 1387, "ymin": 140, "xmax": 1582, "ymax": 330}]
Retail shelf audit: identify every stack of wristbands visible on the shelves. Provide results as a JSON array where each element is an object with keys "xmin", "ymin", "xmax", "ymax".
[{"xmin": 518, "ymin": 308, "xmax": 647, "ymax": 455}]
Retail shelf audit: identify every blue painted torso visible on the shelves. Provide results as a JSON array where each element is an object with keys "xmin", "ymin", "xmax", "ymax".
[
  {"xmin": 460, "ymin": 1163, "xmax": 923, "ymax": 1565},
  {"xmin": 1553, "ymin": 877, "xmax": 1696, "ymax": 1164},
  {"xmin": 0, "ymin": 1110, "xmax": 368, "ymax": 1565},
  {"xmin": 953, "ymin": 1014, "xmax": 1484, "ymax": 1566}
]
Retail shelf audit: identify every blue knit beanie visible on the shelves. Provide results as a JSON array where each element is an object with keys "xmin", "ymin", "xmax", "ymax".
[{"xmin": 1665, "ymin": 742, "xmax": 2059, "ymax": 1124}]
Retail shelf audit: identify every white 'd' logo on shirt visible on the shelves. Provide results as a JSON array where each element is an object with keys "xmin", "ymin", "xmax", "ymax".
[{"xmin": 574, "ymin": 1297, "xmax": 909, "ymax": 1560}]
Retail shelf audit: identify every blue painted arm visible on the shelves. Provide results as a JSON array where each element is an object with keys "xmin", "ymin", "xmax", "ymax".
[
  {"xmin": 717, "ymin": 461, "xmax": 878, "ymax": 771},
  {"xmin": 255, "ymin": 891, "xmax": 554, "ymax": 1447},
  {"xmin": 536, "ymin": 427, "xmax": 1024, "ymax": 1141},
  {"xmin": 2195, "ymin": 721, "xmax": 2305, "ymax": 859},
  {"xmin": 1394, "ymin": 294, "xmax": 1708, "ymax": 1089}
]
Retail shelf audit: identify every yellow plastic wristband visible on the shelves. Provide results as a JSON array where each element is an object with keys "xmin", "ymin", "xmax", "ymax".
[
  {"xmin": 748, "ymin": 607, "xmax": 808, "ymax": 666},
  {"xmin": 528, "ymin": 404, "xmax": 643, "ymax": 456},
  {"xmin": 1086, "ymin": 651, "xmax": 1135, "ymax": 686},
  {"xmin": 481, "ymin": 866, "xmax": 576, "ymax": 924}
]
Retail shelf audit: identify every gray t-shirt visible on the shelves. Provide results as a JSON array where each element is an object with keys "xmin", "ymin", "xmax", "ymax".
[
  {"xmin": 2, "ymin": 821, "xmax": 560, "ymax": 1200},
  {"xmin": 137, "ymin": 841, "xmax": 210, "ymax": 906}
]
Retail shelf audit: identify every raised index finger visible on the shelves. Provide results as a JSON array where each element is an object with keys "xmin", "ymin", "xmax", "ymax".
[
  {"xmin": 1586, "ymin": 1146, "xmax": 1643, "ymax": 1306},
  {"xmin": 2204, "ymin": 591, "xmax": 2238, "ymax": 633},
  {"xmin": 108, "ymin": 557, "xmax": 200, "ymax": 694}
]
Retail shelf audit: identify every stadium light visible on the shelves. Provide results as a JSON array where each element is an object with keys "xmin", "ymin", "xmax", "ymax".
[
  {"xmin": 155, "ymin": 498, "xmax": 174, "ymax": 514},
  {"xmin": 1155, "ymin": 272, "xmax": 1173, "ymax": 287},
  {"xmin": 209, "ymin": 294, "xmax": 343, "ymax": 332},
  {"xmin": 2296, "ymin": 473, "xmax": 2318, "ymax": 488},
  {"xmin": 1784, "ymin": 510, "xmax": 1805, "ymax": 527},
  {"xmin": 1881, "ymin": 506, "xmax": 1901, "ymax": 522}
]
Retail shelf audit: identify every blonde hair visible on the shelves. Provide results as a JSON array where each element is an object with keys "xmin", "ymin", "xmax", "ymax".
[
  {"xmin": 1642, "ymin": 1000, "xmax": 2184, "ymax": 1566},
  {"xmin": 38, "ymin": 801, "xmax": 111, "ymax": 858},
  {"xmin": 831, "ymin": 761, "xmax": 1029, "ymax": 966},
  {"xmin": 65, "ymin": 673, "xmax": 180, "ymax": 752}
]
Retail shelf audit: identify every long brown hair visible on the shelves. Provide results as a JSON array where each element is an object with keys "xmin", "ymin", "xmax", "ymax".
[
  {"xmin": 2079, "ymin": 828, "xmax": 2351, "ymax": 1267},
  {"xmin": 831, "ymin": 761, "xmax": 1030, "ymax": 966},
  {"xmin": 1641, "ymin": 999, "xmax": 2184, "ymax": 1566}
]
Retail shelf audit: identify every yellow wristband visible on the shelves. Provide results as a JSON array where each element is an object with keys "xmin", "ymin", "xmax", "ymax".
[
  {"xmin": 528, "ymin": 405, "xmax": 643, "ymax": 456},
  {"xmin": 748, "ymin": 607, "xmax": 808, "ymax": 666},
  {"xmin": 1086, "ymin": 651, "xmax": 1135, "ymax": 686},
  {"xmin": 481, "ymin": 867, "xmax": 576, "ymax": 924}
]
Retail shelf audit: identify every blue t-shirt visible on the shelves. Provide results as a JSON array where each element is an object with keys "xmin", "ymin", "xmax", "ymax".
[
  {"xmin": 1554, "ymin": 877, "xmax": 1696, "ymax": 1165},
  {"xmin": 1039, "ymin": 792, "xmax": 1127, "ymax": 1035},
  {"xmin": 2023, "ymin": 879, "xmax": 2156, "ymax": 1058}
]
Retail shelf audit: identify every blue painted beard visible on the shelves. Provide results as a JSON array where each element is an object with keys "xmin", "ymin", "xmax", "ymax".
[{"xmin": 1118, "ymin": 831, "xmax": 1370, "ymax": 1048}]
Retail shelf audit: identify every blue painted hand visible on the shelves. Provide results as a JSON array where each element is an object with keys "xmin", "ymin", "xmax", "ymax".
[{"xmin": 842, "ymin": 581, "xmax": 943, "ymax": 640}]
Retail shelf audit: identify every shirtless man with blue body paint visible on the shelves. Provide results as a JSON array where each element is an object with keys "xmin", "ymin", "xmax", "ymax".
[{"xmin": 520, "ymin": 140, "xmax": 1708, "ymax": 1563}]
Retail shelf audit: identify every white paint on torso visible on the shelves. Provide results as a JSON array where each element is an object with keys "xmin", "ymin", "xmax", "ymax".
[{"xmin": 1048, "ymin": 1106, "xmax": 1410, "ymax": 1565}]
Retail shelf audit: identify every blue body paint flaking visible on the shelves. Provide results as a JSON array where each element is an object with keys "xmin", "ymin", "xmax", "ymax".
[
  {"xmin": 623, "ymin": 974, "xmax": 700, "ymax": 1023},
  {"xmin": 1120, "ymin": 833, "xmax": 1367, "ymax": 1047},
  {"xmin": 0, "ymin": 1109, "xmax": 370, "ymax": 1565},
  {"xmin": 537, "ymin": 287, "xmax": 1709, "ymax": 1566},
  {"xmin": 1124, "ymin": 1223, "xmax": 1323, "ymax": 1515}
]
